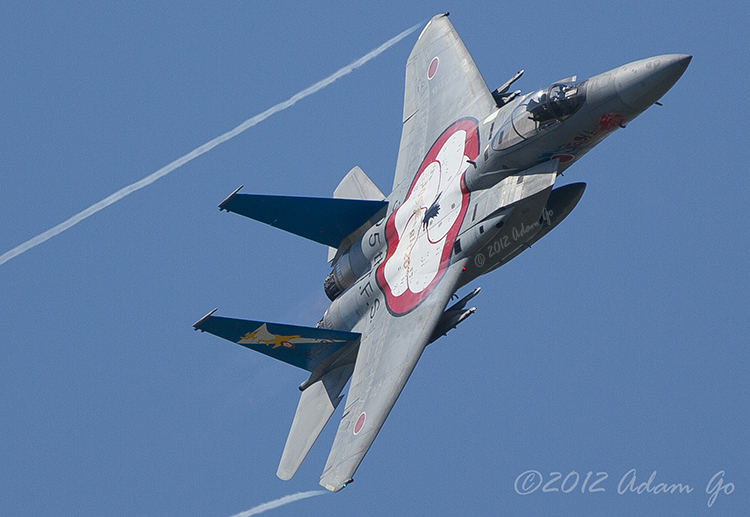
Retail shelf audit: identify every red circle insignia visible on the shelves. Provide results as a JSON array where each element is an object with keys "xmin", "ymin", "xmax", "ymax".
[
  {"xmin": 354, "ymin": 412, "xmax": 366, "ymax": 435},
  {"xmin": 428, "ymin": 57, "xmax": 439, "ymax": 80},
  {"xmin": 551, "ymin": 154, "xmax": 575, "ymax": 164}
]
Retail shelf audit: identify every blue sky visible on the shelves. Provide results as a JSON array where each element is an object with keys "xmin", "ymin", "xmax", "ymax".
[{"xmin": 1, "ymin": 1, "xmax": 748, "ymax": 516}]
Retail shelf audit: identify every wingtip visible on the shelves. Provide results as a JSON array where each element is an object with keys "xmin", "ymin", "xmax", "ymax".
[
  {"xmin": 321, "ymin": 482, "xmax": 342, "ymax": 493},
  {"xmin": 193, "ymin": 308, "xmax": 218, "ymax": 329},
  {"xmin": 276, "ymin": 468, "xmax": 294, "ymax": 481},
  {"xmin": 320, "ymin": 478, "xmax": 352, "ymax": 493},
  {"xmin": 218, "ymin": 185, "xmax": 243, "ymax": 211}
]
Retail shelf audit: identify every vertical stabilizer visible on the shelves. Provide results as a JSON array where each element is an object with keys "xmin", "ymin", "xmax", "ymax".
[
  {"xmin": 328, "ymin": 166, "xmax": 387, "ymax": 261},
  {"xmin": 333, "ymin": 166, "xmax": 385, "ymax": 201}
]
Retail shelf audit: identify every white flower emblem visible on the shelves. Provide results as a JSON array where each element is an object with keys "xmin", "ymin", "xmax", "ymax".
[{"xmin": 376, "ymin": 120, "xmax": 479, "ymax": 314}]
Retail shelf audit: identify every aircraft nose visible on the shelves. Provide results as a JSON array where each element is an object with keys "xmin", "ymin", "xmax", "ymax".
[{"xmin": 615, "ymin": 54, "xmax": 692, "ymax": 111}]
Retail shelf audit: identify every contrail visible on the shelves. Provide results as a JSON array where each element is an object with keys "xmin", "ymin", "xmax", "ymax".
[
  {"xmin": 227, "ymin": 490, "xmax": 326, "ymax": 517},
  {"xmin": 0, "ymin": 20, "xmax": 424, "ymax": 267}
]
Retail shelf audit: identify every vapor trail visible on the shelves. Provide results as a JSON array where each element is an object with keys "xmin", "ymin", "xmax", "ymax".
[
  {"xmin": 228, "ymin": 490, "xmax": 326, "ymax": 517},
  {"xmin": 0, "ymin": 21, "xmax": 424, "ymax": 267}
]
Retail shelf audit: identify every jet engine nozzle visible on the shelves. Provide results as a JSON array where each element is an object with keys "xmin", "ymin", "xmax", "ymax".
[{"xmin": 614, "ymin": 54, "xmax": 691, "ymax": 111}]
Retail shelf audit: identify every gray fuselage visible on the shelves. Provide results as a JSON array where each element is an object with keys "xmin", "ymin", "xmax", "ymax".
[{"xmin": 321, "ymin": 54, "xmax": 691, "ymax": 333}]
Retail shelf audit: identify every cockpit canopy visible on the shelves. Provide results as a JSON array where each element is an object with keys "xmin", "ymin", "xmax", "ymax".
[
  {"xmin": 529, "ymin": 82, "xmax": 586, "ymax": 123},
  {"xmin": 493, "ymin": 80, "xmax": 586, "ymax": 151}
]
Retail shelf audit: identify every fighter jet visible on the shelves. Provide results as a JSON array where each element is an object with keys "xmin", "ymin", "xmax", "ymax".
[{"xmin": 193, "ymin": 13, "xmax": 690, "ymax": 492}]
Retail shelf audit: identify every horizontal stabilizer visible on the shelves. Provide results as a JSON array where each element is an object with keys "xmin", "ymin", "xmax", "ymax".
[
  {"xmin": 193, "ymin": 312, "xmax": 360, "ymax": 372},
  {"xmin": 219, "ymin": 188, "xmax": 387, "ymax": 248}
]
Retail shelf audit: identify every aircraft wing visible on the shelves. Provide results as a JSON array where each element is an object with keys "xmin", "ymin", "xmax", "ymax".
[
  {"xmin": 391, "ymin": 13, "xmax": 496, "ymax": 197},
  {"xmin": 193, "ymin": 312, "xmax": 360, "ymax": 372},
  {"xmin": 219, "ymin": 188, "xmax": 387, "ymax": 249},
  {"xmin": 319, "ymin": 258, "xmax": 468, "ymax": 491}
]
